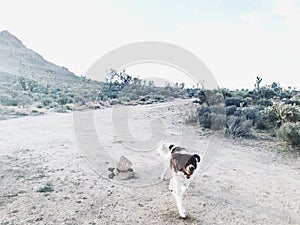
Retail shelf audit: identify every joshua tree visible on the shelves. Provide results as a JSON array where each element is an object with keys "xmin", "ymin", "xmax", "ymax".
[{"xmin": 255, "ymin": 76, "xmax": 262, "ymax": 90}]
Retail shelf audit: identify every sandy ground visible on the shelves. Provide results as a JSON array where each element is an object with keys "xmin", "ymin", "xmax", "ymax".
[{"xmin": 1, "ymin": 99, "xmax": 300, "ymax": 225}]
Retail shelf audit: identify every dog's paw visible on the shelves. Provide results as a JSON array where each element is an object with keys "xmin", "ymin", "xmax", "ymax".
[
  {"xmin": 179, "ymin": 212, "xmax": 187, "ymax": 219},
  {"xmin": 159, "ymin": 176, "xmax": 166, "ymax": 181}
]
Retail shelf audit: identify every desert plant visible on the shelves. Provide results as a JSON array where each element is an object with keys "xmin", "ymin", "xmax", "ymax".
[
  {"xmin": 264, "ymin": 102, "xmax": 300, "ymax": 127},
  {"xmin": 225, "ymin": 105, "xmax": 237, "ymax": 116},
  {"xmin": 185, "ymin": 107, "xmax": 199, "ymax": 124},
  {"xmin": 256, "ymin": 98, "xmax": 273, "ymax": 107},
  {"xmin": 210, "ymin": 113, "xmax": 226, "ymax": 130},
  {"xmin": 57, "ymin": 96, "xmax": 74, "ymax": 105},
  {"xmin": 225, "ymin": 97, "xmax": 248, "ymax": 107},
  {"xmin": 197, "ymin": 106, "xmax": 226, "ymax": 130},
  {"xmin": 42, "ymin": 97, "xmax": 52, "ymax": 106},
  {"xmin": 225, "ymin": 116, "xmax": 253, "ymax": 137},
  {"xmin": 278, "ymin": 122, "xmax": 300, "ymax": 149}
]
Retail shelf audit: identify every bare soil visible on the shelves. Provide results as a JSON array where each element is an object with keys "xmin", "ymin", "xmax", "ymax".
[{"xmin": 1, "ymin": 99, "xmax": 300, "ymax": 225}]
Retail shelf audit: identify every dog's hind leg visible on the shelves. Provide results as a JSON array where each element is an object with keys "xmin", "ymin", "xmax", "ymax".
[{"xmin": 160, "ymin": 160, "xmax": 168, "ymax": 180}]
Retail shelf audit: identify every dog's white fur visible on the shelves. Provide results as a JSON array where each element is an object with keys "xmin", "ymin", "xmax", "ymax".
[{"xmin": 157, "ymin": 144, "xmax": 200, "ymax": 218}]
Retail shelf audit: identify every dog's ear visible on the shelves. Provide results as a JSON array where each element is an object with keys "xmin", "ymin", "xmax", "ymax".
[
  {"xmin": 193, "ymin": 154, "xmax": 201, "ymax": 162},
  {"xmin": 169, "ymin": 144, "xmax": 175, "ymax": 150}
]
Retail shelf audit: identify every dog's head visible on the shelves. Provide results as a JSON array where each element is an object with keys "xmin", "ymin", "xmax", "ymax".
[
  {"xmin": 171, "ymin": 153, "xmax": 201, "ymax": 179},
  {"xmin": 182, "ymin": 154, "xmax": 201, "ymax": 179}
]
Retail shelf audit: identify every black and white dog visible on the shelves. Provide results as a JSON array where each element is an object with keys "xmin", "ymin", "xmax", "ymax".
[{"xmin": 158, "ymin": 144, "xmax": 201, "ymax": 218}]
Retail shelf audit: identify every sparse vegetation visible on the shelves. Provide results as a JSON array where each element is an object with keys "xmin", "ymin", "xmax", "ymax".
[
  {"xmin": 186, "ymin": 78, "xmax": 300, "ymax": 150},
  {"xmin": 278, "ymin": 122, "xmax": 300, "ymax": 150},
  {"xmin": 1, "ymin": 65, "xmax": 300, "ymax": 152}
]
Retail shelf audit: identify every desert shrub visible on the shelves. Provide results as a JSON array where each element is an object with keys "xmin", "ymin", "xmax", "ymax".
[
  {"xmin": 119, "ymin": 93, "xmax": 139, "ymax": 101},
  {"xmin": 57, "ymin": 96, "xmax": 74, "ymax": 105},
  {"xmin": 0, "ymin": 93, "xmax": 23, "ymax": 106},
  {"xmin": 185, "ymin": 107, "xmax": 199, "ymax": 124},
  {"xmin": 207, "ymin": 92, "xmax": 224, "ymax": 105},
  {"xmin": 226, "ymin": 116, "xmax": 253, "ymax": 137},
  {"xmin": 56, "ymin": 106, "xmax": 68, "ymax": 113},
  {"xmin": 198, "ymin": 106, "xmax": 226, "ymax": 116},
  {"xmin": 240, "ymin": 107, "xmax": 257, "ymax": 121},
  {"xmin": 278, "ymin": 122, "xmax": 300, "ymax": 149},
  {"xmin": 109, "ymin": 99, "xmax": 122, "ymax": 105},
  {"xmin": 225, "ymin": 105, "xmax": 237, "ymax": 116},
  {"xmin": 42, "ymin": 97, "xmax": 52, "ymax": 106},
  {"xmin": 245, "ymin": 97, "xmax": 254, "ymax": 105},
  {"xmin": 225, "ymin": 97, "xmax": 248, "ymax": 107},
  {"xmin": 210, "ymin": 105, "xmax": 226, "ymax": 114},
  {"xmin": 254, "ymin": 112, "xmax": 273, "ymax": 130},
  {"xmin": 264, "ymin": 102, "xmax": 300, "ymax": 127},
  {"xmin": 257, "ymin": 98, "xmax": 273, "ymax": 107},
  {"xmin": 233, "ymin": 106, "xmax": 274, "ymax": 130},
  {"xmin": 31, "ymin": 109, "xmax": 44, "ymax": 114},
  {"xmin": 198, "ymin": 110, "xmax": 212, "ymax": 129},
  {"xmin": 230, "ymin": 89, "xmax": 250, "ymax": 99},
  {"xmin": 197, "ymin": 106, "xmax": 226, "ymax": 130},
  {"xmin": 210, "ymin": 113, "xmax": 226, "ymax": 130},
  {"xmin": 151, "ymin": 95, "xmax": 166, "ymax": 102},
  {"xmin": 285, "ymin": 100, "xmax": 300, "ymax": 106}
]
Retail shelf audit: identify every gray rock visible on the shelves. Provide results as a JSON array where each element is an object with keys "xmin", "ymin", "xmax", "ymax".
[
  {"xmin": 108, "ymin": 172, "xmax": 115, "ymax": 179},
  {"xmin": 114, "ymin": 171, "xmax": 135, "ymax": 180},
  {"xmin": 116, "ymin": 156, "xmax": 133, "ymax": 172},
  {"xmin": 33, "ymin": 184, "xmax": 53, "ymax": 193}
]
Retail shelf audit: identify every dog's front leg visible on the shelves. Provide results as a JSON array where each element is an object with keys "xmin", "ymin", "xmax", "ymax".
[
  {"xmin": 173, "ymin": 177, "xmax": 186, "ymax": 218},
  {"xmin": 181, "ymin": 179, "xmax": 191, "ymax": 195}
]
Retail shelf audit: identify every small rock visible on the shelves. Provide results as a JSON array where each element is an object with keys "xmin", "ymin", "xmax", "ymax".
[
  {"xmin": 116, "ymin": 156, "xmax": 133, "ymax": 172},
  {"xmin": 33, "ymin": 184, "xmax": 53, "ymax": 193},
  {"xmin": 108, "ymin": 167, "xmax": 115, "ymax": 172},
  {"xmin": 114, "ymin": 171, "xmax": 135, "ymax": 180},
  {"xmin": 108, "ymin": 173, "xmax": 115, "ymax": 179},
  {"xmin": 10, "ymin": 210, "xmax": 18, "ymax": 214}
]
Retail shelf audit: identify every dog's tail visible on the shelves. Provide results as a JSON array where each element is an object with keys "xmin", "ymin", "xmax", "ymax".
[{"xmin": 157, "ymin": 143, "xmax": 173, "ymax": 160}]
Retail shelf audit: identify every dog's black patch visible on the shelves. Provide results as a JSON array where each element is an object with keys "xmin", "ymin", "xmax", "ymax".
[
  {"xmin": 169, "ymin": 144, "xmax": 175, "ymax": 150},
  {"xmin": 193, "ymin": 154, "xmax": 201, "ymax": 163},
  {"xmin": 170, "ymin": 153, "xmax": 200, "ymax": 177}
]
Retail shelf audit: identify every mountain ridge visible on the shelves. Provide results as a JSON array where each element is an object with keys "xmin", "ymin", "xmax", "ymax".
[{"xmin": 0, "ymin": 30, "xmax": 78, "ymax": 80}]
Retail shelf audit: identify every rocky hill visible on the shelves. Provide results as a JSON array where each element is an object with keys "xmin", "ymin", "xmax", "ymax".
[
  {"xmin": 0, "ymin": 30, "xmax": 77, "ymax": 81},
  {"xmin": 0, "ymin": 30, "xmax": 103, "ymax": 119}
]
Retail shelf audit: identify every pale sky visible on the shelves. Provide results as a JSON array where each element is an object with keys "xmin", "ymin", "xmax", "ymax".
[{"xmin": 1, "ymin": 0, "xmax": 300, "ymax": 89}]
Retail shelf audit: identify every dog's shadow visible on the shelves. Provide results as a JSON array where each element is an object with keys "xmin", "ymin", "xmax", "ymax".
[{"xmin": 161, "ymin": 210, "xmax": 203, "ymax": 224}]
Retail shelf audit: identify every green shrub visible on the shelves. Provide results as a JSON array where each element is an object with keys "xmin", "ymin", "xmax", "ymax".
[
  {"xmin": 264, "ymin": 102, "xmax": 300, "ymax": 127},
  {"xmin": 278, "ymin": 122, "xmax": 300, "ymax": 149},
  {"xmin": 225, "ymin": 116, "xmax": 253, "ymax": 137},
  {"xmin": 199, "ymin": 110, "xmax": 212, "ymax": 129},
  {"xmin": 0, "ymin": 94, "xmax": 19, "ymax": 106},
  {"xmin": 42, "ymin": 98, "xmax": 52, "ymax": 106},
  {"xmin": 56, "ymin": 106, "xmax": 68, "ymax": 113},
  {"xmin": 185, "ymin": 107, "xmax": 199, "ymax": 124},
  {"xmin": 197, "ymin": 106, "xmax": 226, "ymax": 130},
  {"xmin": 210, "ymin": 113, "xmax": 226, "ymax": 130},
  {"xmin": 257, "ymin": 98, "xmax": 273, "ymax": 107},
  {"xmin": 57, "ymin": 96, "xmax": 74, "ymax": 105},
  {"xmin": 225, "ymin": 97, "xmax": 248, "ymax": 107},
  {"xmin": 226, "ymin": 105, "xmax": 237, "ymax": 116}
]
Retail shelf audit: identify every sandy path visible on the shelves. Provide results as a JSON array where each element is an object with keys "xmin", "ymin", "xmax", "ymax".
[{"xmin": 0, "ymin": 99, "xmax": 300, "ymax": 225}]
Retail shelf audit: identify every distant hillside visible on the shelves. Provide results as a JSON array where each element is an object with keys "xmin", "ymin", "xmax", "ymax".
[
  {"xmin": 0, "ymin": 30, "xmax": 104, "ymax": 119},
  {"xmin": 0, "ymin": 30, "xmax": 77, "ymax": 81}
]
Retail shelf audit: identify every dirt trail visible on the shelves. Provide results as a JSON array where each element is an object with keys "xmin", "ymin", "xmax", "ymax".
[{"xmin": 0, "ymin": 99, "xmax": 300, "ymax": 225}]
